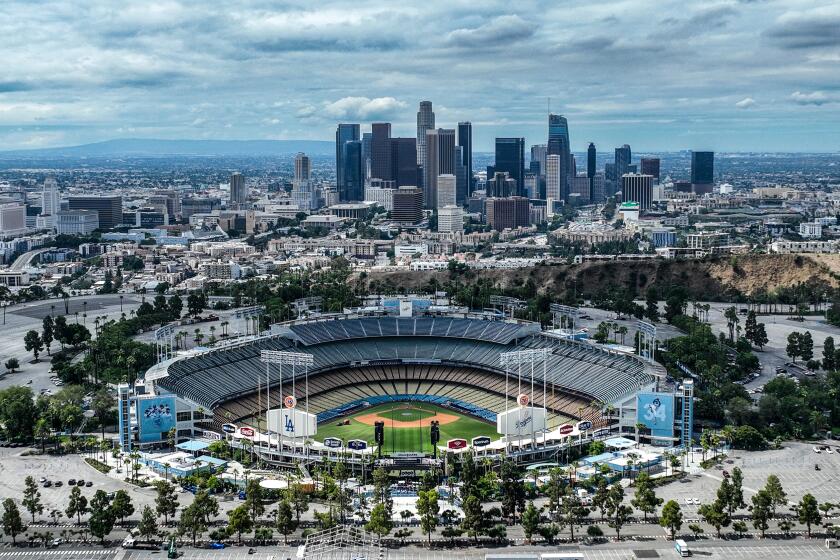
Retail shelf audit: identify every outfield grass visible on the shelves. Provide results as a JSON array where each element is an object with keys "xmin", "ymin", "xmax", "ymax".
[{"xmin": 316, "ymin": 402, "xmax": 497, "ymax": 454}]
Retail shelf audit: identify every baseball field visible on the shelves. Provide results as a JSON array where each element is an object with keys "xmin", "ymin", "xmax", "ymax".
[{"xmin": 316, "ymin": 402, "xmax": 498, "ymax": 454}]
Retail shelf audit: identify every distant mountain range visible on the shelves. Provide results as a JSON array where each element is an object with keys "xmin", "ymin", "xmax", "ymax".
[{"xmin": 0, "ymin": 138, "xmax": 336, "ymax": 157}]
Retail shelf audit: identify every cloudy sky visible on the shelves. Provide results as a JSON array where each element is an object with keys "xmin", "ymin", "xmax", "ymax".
[{"xmin": 1, "ymin": 0, "xmax": 839, "ymax": 152}]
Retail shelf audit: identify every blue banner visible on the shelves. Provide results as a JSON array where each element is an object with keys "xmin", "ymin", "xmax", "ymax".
[
  {"xmin": 138, "ymin": 396, "xmax": 176, "ymax": 443},
  {"xmin": 636, "ymin": 392, "xmax": 674, "ymax": 438}
]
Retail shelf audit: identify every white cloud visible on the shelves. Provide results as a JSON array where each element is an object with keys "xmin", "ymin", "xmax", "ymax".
[
  {"xmin": 790, "ymin": 90, "xmax": 837, "ymax": 105},
  {"xmin": 322, "ymin": 97, "xmax": 408, "ymax": 120},
  {"xmin": 735, "ymin": 97, "xmax": 756, "ymax": 108}
]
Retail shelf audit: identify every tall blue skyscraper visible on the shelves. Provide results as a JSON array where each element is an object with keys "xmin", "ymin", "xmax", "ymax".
[
  {"xmin": 548, "ymin": 114, "xmax": 571, "ymax": 200},
  {"xmin": 587, "ymin": 143, "xmax": 596, "ymax": 178},
  {"xmin": 336, "ymin": 123, "xmax": 360, "ymax": 198},
  {"xmin": 614, "ymin": 144, "xmax": 632, "ymax": 182},
  {"xmin": 691, "ymin": 151, "xmax": 714, "ymax": 184},
  {"xmin": 457, "ymin": 121, "xmax": 473, "ymax": 195},
  {"xmin": 494, "ymin": 137, "xmax": 526, "ymax": 196},
  {"xmin": 341, "ymin": 140, "xmax": 363, "ymax": 201}
]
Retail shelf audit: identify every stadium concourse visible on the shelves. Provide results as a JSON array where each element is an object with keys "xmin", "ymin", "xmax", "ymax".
[{"xmin": 142, "ymin": 311, "xmax": 661, "ymax": 468}]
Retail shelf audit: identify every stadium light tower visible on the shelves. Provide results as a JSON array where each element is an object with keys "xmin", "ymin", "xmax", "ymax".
[
  {"xmin": 154, "ymin": 324, "xmax": 176, "ymax": 363},
  {"xmin": 549, "ymin": 303, "xmax": 579, "ymax": 331},
  {"xmin": 637, "ymin": 320, "xmax": 657, "ymax": 362},
  {"xmin": 499, "ymin": 348, "xmax": 550, "ymax": 457},
  {"xmin": 489, "ymin": 295, "xmax": 525, "ymax": 319},
  {"xmin": 293, "ymin": 296, "xmax": 323, "ymax": 319},
  {"xmin": 260, "ymin": 350, "xmax": 315, "ymax": 461},
  {"xmin": 235, "ymin": 305, "xmax": 264, "ymax": 337}
]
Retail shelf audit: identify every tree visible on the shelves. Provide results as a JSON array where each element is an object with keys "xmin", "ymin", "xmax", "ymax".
[
  {"xmin": 417, "ymin": 489, "xmax": 439, "ymax": 546},
  {"xmin": 154, "ymin": 481, "xmax": 178, "ymax": 525},
  {"xmin": 460, "ymin": 494, "xmax": 485, "ymax": 544},
  {"xmin": 750, "ymin": 489, "xmax": 772, "ymax": 538},
  {"xmin": 688, "ymin": 523, "xmax": 704, "ymax": 539},
  {"xmin": 521, "ymin": 501, "xmax": 540, "ymax": 543},
  {"xmin": 192, "ymin": 490, "xmax": 219, "ymax": 527},
  {"xmin": 499, "ymin": 458, "xmax": 525, "ymax": 524},
  {"xmin": 591, "ymin": 477, "xmax": 610, "ymax": 521},
  {"xmin": 729, "ymin": 467, "xmax": 747, "ymax": 512},
  {"xmin": 606, "ymin": 484, "xmax": 632, "ymax": 540},
  {"xmin": 110, "ymin": 490, "xmax": 134, "ymax": 526},
  {"xmin": 227, "ymin": 505, "xmax": 253, "ymax": 545},
  {"xmin": 365, "ymin": 503, "xmax": 393, "ymax": 537},
  {"xmin": 763, "ymin": 475, "xmax": 787, "ymax": 518},
  {"xmin": 178, "ymin": 502, "xmax": 207, "ymax": 547},
  {"xmin": 66, "ymin": 486, "xmax": 88, "ymax": 524},
  {"xmin": 244, "ymin": 478, "xmax": 265, "ymax": 521},
  {"xmin": 4, "ymin": 358, "xmax": 19, "ymax": 373},
  {"xmin": 42, "ymin": 316, "xmax": 54, "ymax": 356},
  {"xmin": 290, "ymin": 483, "xmax": 310, "ymax": 523},
  {"xmin": 560, "ymin": 487, "xmax": 590, "ymax": 541},
  {"xmin": 168, "ymin": 295, "xmax": 183, "ymax": 319},
  {"xmin": 187, "ymin": 292, "xmax": 206, "ymax": 317},
  {"xmin": 2, "ymin": 498, "xmax": 25, "ymax": 544},
  {"xmin": 90, "ymin": 389, "xmax": 114, "ymax": 440},
  {"xmin": 88, "ymin": 490, "xmax": 115, "ymax": 543},
  {"xmin": 645, "ymin": 286, "xmax": 659, "ymax": 322},
  {"xmin": 732, "ymin": 520, "xmax": 748, "ymax": 537},
  {"xmin": 797, "ymin": 493, "xmax": 821, "ymax": 537},
  {"xmin": 22, "ymin": 476, "xmax": 43, "ymax": 523},
  {"xmin": 698, "ymin": 500, "xmax": 730, "ymax": 538},
  {"xmin": 23, "ymin": 330, "xmax": 43, "ymax": 361},
  {"xmin": 631, "ymin": 472, "xmax": 662, "ymax": 522},
  {"xmin": 823, "ymin": 336, "xmax": 837, "ymax": 371},
  {"xmin": 724, "ymin": 306, "xmax": 739, "ymax": 342},
  {"xmin": 787, "ymin": 332, "xmax": 803, "ymax": 363},
  {"xmin": 137, "ymin": 506, "xmax": 158, "ymax": 541},
  {"xmin": 660, "ymin": 500, "xmax": 683, "ymax": 540},
  {"xmin": 800, "ymin": 331, "xmax": 814, "ymax": 362},
  {"xmin": 276, "ymin": 497, "xmax": 298, "ymax": 544}
]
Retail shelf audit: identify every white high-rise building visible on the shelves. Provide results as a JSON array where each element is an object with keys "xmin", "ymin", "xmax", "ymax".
[
  {"xmin": 436, "ymin": 174, "xmax": 456, "ymax": 208},
  {"xmin": 41, "ymin": 177, "xmax": 59, "ymax": 217},
  {"xmin": 292, "ymin": 153, "xmax": 315, "ymax": 210},
  {"xmin": 0, "ymin": 203, "xmax": 27, "ymax": 237},
  {"xmin": 294, "ymin": 153, "xmax": 311, "ymax": 182},
  {"xmin": 546, "ymin": 154, "xmax": 562, "ymax": 201},
  {"xmin": 438, "ymin": 205, "xmax": 464, "ymax": 233}
]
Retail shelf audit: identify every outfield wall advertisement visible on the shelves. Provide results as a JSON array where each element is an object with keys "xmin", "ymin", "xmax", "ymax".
[{"xmin": 636, "ymin": 392, "xmax": 675, "ymax": 438}]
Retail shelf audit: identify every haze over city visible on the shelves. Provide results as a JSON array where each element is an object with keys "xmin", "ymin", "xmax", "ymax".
[{"xmin": 1, "ymin": 0, "xmax": 839, "ymax": 152}]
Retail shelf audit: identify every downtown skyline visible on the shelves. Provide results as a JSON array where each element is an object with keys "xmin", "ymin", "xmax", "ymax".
[{"xmin": 0, "ymin": 0, "xmax": 839, "ymax": 152}]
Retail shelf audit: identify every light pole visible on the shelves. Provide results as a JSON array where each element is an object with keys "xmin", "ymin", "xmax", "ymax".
[{"xmin": 260, "ymin": 350, "xmax": 315, "ymax": 464}]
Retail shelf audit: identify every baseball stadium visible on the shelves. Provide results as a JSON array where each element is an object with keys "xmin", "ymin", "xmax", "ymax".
[{"xmin": 143, "ymin": 308, "xmax": 661, "ymax": 467}]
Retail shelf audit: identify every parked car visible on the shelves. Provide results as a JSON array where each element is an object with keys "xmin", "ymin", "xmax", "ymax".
[
  {"xmin": 85, "ymin": 481, "xmax": 93, "ymax": 487},
  {"xmin": 68, "ymin": 479, "xmax": 76, "ymax": 485}
]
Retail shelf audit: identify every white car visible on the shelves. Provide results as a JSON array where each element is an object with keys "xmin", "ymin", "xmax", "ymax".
[
  {"xmin": 826, "ymin": 448, "xmax": 835, "ymax": 454},
  {"xmin": 813, "ymin": 446, "xmax": 822, "ymax": 453}
]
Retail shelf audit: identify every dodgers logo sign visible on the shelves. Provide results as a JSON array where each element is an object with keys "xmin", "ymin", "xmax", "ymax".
[{"xmin": 348, "ymin": 439, "xmax": 368, "ymax": 451}]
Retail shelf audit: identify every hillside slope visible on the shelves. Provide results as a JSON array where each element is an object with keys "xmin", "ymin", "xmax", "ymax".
[{"xmin": 359, "ymin": 254, "xmax": 840, "ymax": 301}]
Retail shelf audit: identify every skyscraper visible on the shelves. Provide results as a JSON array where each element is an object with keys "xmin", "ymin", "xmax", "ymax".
[
  {"xmin": 340, "ymin": 141, "xmax": 363, "ymax": 201},
  {"xmin": 361, "ymin": 132, "xmax": 372, "ymax": 181},
  {"xmin": 457, "ymin": 122, "xmax": 473, "ymax": 194},
  {"xmin": 486, "ymin": 172, "xmax": 517, "ymax": 198},
  {"xmin": 455, "ymin": 146, "xmax": 467, "ymax": 203},
  {"xmin": 423, "ymin": 128, "xmax": 455, "ymax": 208},
  {"xmin": 691, "ymin": 151, "xmax": 714, "ymax": 194},
  {"xmin": 587, "ymin": 143, "xmax": 597, "ymax": 178},
  {"xmin": 437, "ymin": 174, "xmax": 457, "ymax": 208},
  {"xmin": 622, "ymin": 173, "xmax": 654, "ymax": 210},
  {"xmin": 371, "ymin": 123, "xmax": 393, "ymax": 181},
  {"xmin": 530, "ymin": 144, "xmax": 547, "ymax": 178},
  {"xmin": 486, "ymin": 197, "xmax": 530, "ymax": 231},
  {"xmin": 390, "ymin": 138, "xmax": 418, "ymax": 188},
  {"xmin": 640, "ymin": 157, "xmax": 660, "ymax": 181},
  {"xmin": 548, "ymin": 114, "xmax": 571, "ymax": 199},
  {"xmin": 68, "ymin": 195, "xmax": 123, "ymax": 229},
  {"xmin": 545, "ymin": 155, "xmax": 562, "ymax": 201},
  {"xmin": 336, "ymin": 123, "xmax": 360, "ymax": 196},
  {"xmin": 494, "ymin": 137, "xmax": 525, "ymax": 196},
  {"xmin": 229, "ymin": 172, "xmax": 247, "ymax": 207},
  {"xmin": 294, "ymin": 153, "xmax": 311, "ymax": 182},
  {"xmin": 615, "ymin": 144, "xmax": 632, "ymax": 182},
  {"xmin": 416, "ymin": 101, "xmax": 435, "ymax": 166},
  {"xmin": 391, "ymin": 186, "xmax": 423, "ymax": 225}
]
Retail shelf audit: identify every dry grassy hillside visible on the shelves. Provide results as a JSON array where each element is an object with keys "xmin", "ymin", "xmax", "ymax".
[{"xmin": 358, "ymin": 254, "xmax": 840, "ymax": 301}]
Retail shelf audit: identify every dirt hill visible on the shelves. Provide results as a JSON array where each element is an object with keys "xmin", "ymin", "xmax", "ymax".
[{"xmin": 358, "ymin": 254, "xmax": 840, "ymax": 301}]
